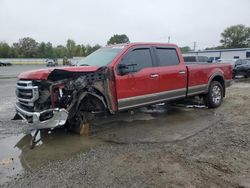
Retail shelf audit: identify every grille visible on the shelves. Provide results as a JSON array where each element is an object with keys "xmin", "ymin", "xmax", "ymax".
[
  {"xmin": 17, "ymin": 88, "xmax": 33, "ymax": 99},
  {"xmin": 16, "ymin": 80, "xmax": 39, "ymax": 107}
]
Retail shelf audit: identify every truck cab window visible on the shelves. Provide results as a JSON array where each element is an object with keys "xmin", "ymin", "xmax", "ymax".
[
  {"xmin": 155, "ymin": 48, "xmax": 180, "ymax": 66},
  {"xmin": 197, "ymin": 56, "xmax": 209, "ymax": 63},
  {"xmin": 183, "ymin": 56, "xmax": 196, "ymax": 62},
  {"xmin": 122, "ymin": 48, "xmax": 153, "ymax": 72}
]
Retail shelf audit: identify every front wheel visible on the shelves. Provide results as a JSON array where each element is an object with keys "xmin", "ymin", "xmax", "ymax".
[{"xmin": 203, "ymin": 81, "xmax": 223, "ymax": 108}]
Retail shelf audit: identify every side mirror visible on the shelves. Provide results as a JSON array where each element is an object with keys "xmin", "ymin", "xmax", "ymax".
[{"xmin": 118, "ymin": 63, "xmax": 137, "ymax": 75}]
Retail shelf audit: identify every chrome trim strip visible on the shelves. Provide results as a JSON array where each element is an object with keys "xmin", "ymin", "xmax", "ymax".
[
  {"xmin": 118, "ymin": 88, "xmax": 186, "ymax": 111},
  {"xmin": 118, "ymin": 84, "xmax": 211, "ymax": 110},
  {"xmin": 187, "ymin": 84, "xmax": 208, "ymax": 96},
  {"xmin": 17, "ymin": 80, "xmax": 33, "ymax": 86}
]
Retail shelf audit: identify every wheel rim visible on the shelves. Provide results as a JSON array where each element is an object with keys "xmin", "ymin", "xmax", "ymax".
[{"xmin": 211, "ymin": 85, "xmax": 222, "ymax": 105}]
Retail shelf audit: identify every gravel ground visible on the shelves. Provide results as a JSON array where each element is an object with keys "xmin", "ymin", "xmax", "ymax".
[{"xmin": 1, "ymin": 78, "xmax": 250, "ymax": 187}]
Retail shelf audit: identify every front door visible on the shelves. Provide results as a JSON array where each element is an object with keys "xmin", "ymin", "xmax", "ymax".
[{"xmin": 115, "ymin": 47, "xmax": 159, "ymax": 110}]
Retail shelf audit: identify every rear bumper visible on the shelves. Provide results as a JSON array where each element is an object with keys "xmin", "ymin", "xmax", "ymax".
[{"xmin": 14, "ymin": 103, "xmax": 68, "ymax": 130}]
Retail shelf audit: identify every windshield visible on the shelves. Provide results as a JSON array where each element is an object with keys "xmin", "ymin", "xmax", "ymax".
[{"xmin": 77, "ymin": 47, "xmax": 123, "ymax": 66}]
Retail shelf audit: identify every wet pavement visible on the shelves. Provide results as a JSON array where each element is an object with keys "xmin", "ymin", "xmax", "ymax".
[
  {"xmin": 92, "ymin": 107, "xmax": 220, "ymax": 144},
  {"xmin": 0, "ymin": 131, "xmax": 104, "ymax": 183},
  {"xmin": 0, "ymin": 76, "xmax": 221, "ymax": 184},
  {"xmin": 1, "ymin": 65, "xmax": 250, "ymax": 187},
  {"xmin": 0, "ymin": 65, "xmax": 46, "ymax": 78}
]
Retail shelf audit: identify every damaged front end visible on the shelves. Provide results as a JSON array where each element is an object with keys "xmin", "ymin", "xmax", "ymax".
[
  {"xmin": 13, "ymin": 66, "xmax": 117, "ymax": 132},
  {"xmin": 14, "ymin": 104, "xmax": 68, "ymax": 130}
]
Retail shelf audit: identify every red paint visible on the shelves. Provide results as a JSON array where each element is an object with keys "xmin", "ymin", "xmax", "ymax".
[
  {"xmin": 18, "ymin": 66, "xmax": 100, "ymax": 80},
  {"xmin": 187, "ymin": 63, "xmax": 232, "ymax": 87},
  {"xmin": 112, "ymin": 43, "xmax": 232, "ymax": 100},
  {"xmin": 111, "ymin": 43, "xmax": 188, "ymax": 99},
  {"xmin": 115, "ymin": 67, "xmax": 161, "ymax": 99}
]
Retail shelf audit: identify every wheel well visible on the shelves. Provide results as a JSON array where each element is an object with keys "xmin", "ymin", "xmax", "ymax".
[
  {"xmin": 79, "ymin": 93, "xmax": 107, "ymax": 112},
  {"xmin": 211, "ymin": 75, "xmax": 225, "ymax": 97}
]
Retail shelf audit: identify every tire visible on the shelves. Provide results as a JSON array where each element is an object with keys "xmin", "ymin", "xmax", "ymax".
[
  {"xmin": 245, "ymin": 70, "xmax": 250, "ymax": 78},
  {"xmin": 203, "ymin": 81, "xmax": 223, "ymax": 108}
]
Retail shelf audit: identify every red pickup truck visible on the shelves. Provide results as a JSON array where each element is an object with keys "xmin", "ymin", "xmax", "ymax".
[{"xmin": 14, "ymin": 43, "xmax": 232, "ymax": 132}]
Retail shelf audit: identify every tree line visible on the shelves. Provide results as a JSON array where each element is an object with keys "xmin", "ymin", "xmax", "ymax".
[
  {"xmin": 205, "ymin": 24, "xmax": 250, "ymax": 50},
  {"xmin": 0, "ymin": 25, "xmax": 250, "ymax": 58},
  {"xmin": 0, "ymin": 34, "xmax": 130, "ymax": 59},
  {"xmin": 0, "ymin": 38, "xmax": 102, "ymax": 58},
  {"xmin": 181, "ymin": 24, "xmax": 250, "ymax": 52}
]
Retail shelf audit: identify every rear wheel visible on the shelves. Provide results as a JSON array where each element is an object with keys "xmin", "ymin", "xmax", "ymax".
[{"xmin": 203, "ymin": 81, "xmax": 223, "ymax": 108}]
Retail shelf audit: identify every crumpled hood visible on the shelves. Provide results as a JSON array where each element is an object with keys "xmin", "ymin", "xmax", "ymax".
[{"xmin": 18, "ymin": 66, "xmax": 100, "ymax": 80}]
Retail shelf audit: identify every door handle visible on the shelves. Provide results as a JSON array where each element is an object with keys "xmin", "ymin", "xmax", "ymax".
[
  {"xmin": 150, "ymin": 74, "xmax": 159, "ymax": 78},
  {"xmin": 178, "ymin": 71, "xmax": 186, "ymax": 74}
]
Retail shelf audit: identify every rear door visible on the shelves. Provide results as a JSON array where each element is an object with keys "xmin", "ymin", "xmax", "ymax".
[
  {"xmin": 152, "ymin": 47, "xmax": 187, "ymax": 99},
  {"xmin": 115, "ymin": 47, "xmax": 159, "ymax": 110}
]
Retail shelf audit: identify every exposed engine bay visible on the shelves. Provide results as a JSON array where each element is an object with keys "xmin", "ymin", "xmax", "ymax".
[{"xmin": 14, "ymin": 67, "xmax": 116, "ymax": 131}]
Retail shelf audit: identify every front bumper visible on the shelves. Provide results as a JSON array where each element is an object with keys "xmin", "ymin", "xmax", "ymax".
[{"xmin": 15, "ymin": 103, "xmax": 68, "ymax": 130}]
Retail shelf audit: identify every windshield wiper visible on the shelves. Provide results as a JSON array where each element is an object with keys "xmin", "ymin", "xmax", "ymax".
[{"xmin": 80, "ymin": 64, "xmax": 90, "ymax": 66}]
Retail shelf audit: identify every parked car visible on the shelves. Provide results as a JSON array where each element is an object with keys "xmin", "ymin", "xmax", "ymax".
[
  {"xmin": 183, "ymin": 55, "xmax": 211, "ymax": 63},
  {"xmin": 233, "ymin": 59, "xmax": 250, "ymax": 78},
  {"xmin": 46, "ymin": 59, "xmax": 58, "ymax": 67},
  {"xmin": 13, "ymin": 43, "xmax": 232, "ymax": 133},
  {"xmin": 0, "ymin": 61, "xmax": 12, "ymax": 66},
  {"xmin": 208, "ymin": 57, "xmax": 221, "ymax": 63},
  {"xmin": 217, "ymin": 59, "xmax": 237, "ymax": 67},
  {"xmin": 68, "ymin": 59, "xmax": 83, "ymax": 66}
]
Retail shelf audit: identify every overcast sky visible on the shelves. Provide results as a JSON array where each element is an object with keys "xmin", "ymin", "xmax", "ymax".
[{"xmin": 0, "ymin": 0, "xmax": 249, "ymax": 50}]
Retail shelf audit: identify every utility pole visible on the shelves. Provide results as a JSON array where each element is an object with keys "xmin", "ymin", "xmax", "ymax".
[
  {"xmin": 193, "ymin": 42, "xmax": 196, "ymax": 51},
  {"xmin": 168, "ymin": 36, "xmax": 170, "ymax": 43}
]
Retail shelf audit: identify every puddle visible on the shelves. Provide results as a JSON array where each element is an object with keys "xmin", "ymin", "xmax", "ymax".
[
  {"xmin": 0, "ymin": 105, "xmax": 221, "ymax": 184},
  {"xmin": 0, "ymin": 130, "xmax": 104, "ymax": 183},
  {"xmin": 93, "ymin": 106, "xmax": 220, "ymax": 143},
  {"xmin": 0, "ymin": 135, "xmax": 23, "ymax": 183}
]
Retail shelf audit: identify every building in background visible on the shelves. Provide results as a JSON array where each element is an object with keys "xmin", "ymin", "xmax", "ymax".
[{"xmin": 184, "ymin": 48, "xmax": 250, "ymax": 62}]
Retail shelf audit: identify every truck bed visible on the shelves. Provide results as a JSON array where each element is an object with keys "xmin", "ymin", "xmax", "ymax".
[{"xmin": 186, "ymin": 63, "xmax": 232, "ymax": 96}]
